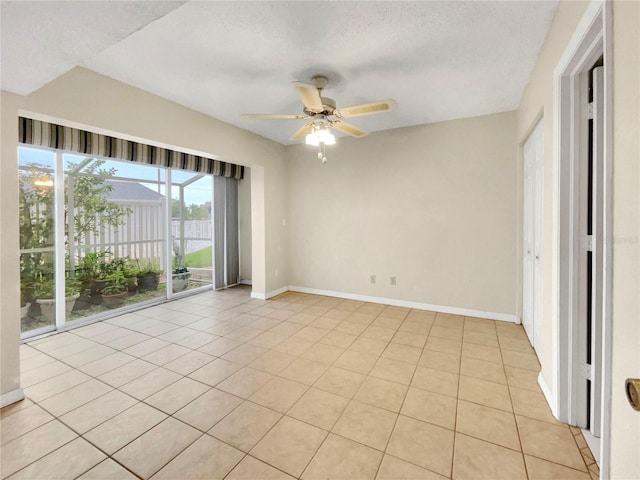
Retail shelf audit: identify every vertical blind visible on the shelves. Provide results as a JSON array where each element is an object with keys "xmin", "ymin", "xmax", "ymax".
[{"xmin": 19, "ymin": 117, "xmax": 244, "ymax": 179}]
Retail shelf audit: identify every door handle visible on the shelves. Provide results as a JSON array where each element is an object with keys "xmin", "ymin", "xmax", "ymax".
[{"xmin": 626, "ymin": 378, "xmax": 640, "ymax": 411}]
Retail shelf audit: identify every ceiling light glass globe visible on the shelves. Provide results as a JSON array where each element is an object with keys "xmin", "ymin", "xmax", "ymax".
[{"xmin": 306, "ymin": 133, "xmax": 319, "ymax": 146}]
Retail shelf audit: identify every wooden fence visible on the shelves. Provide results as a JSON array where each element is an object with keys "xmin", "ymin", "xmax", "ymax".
[{"xmin": 70, "ymin": 200, "xmax": 212, "ymax": 270}]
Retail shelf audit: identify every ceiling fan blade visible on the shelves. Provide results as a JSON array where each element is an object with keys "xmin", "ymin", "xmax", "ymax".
[
  {"xmin": 290, "ymin": 122, "xmax": 313, "ymax": 141},
  {"xmin": 333, "ymin": 99, "xmax": 397, "ymax": 118},
  {"xmin": 241, "ymin": 113, "xmax": 309, "ymax": 120},
  {"xmin": 293, "ymin": 81, "xmax": 323, "ymax": 113},
  {"xmin": 331, "ymin": 120, "xmax": 369, "ymax": 138}
]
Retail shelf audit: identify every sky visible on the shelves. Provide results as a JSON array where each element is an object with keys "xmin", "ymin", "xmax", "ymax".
[{"xmin": 18, "ymin": 147, "xmax": 213, "ymax": 205}]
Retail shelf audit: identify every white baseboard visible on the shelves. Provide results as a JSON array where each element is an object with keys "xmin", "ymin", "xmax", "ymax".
[
  {"xmin": 251, "ymin": 285, "xmax": 288, "ymax": 300},
  {"xmin": 0, "ymin": 388, "xmax": 25, "ymax": 408},
  {"xmin": 581, "ymin": 428, "xmax": 601, "ymax": 465},
  {"xmin": 239, "ymin": 279, "xmax": 252, "ymax": 286},
  {"xmin": 287, "ymin": 286, "xmax": 519, "ymax": 323},
  {"xmin": 538, "ymin": 371, "xmax": 558, "ymax": 419}
]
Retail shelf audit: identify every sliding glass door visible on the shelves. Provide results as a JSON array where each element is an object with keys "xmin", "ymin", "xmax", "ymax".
[{"xmin": 18, "ymin": 147, "xmax": 215, "ymax": 338}]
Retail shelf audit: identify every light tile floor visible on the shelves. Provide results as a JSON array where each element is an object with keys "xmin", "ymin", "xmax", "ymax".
[{"xmin": 1, "ymin": 286, "xmax": 600, "ymax": 479}]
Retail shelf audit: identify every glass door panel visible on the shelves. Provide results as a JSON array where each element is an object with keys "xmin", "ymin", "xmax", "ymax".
[
  {"xmin": 65, "ymin": 156, "xmax": 167, "ymax": 324},
  {"xmin": 171, "ymin": 173, "xmax": 213, "ymax": 294},
  {"xmin": 19, "ymin": 148, "xmax": 57, "ymax": 335}
]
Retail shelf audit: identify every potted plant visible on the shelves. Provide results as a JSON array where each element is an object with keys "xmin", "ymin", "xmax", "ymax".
[
  {"xmin": 136, "ymin": 258, "xmax": 162, "ymax": 292},
  {"xmin": 101, "ymin": 271, "xmax": 129, "ymax": 308},
  {"xmin": 171, "ymin": 257, "xmax": 190, "ymax": 293},
  {"xmin": 74, "ymin": 251, "xmax": 113, "ymax": 309},
  {"xmin": 120, "ymin": 258, "xmax": 140, "ymax": 293},
  {"xmin": 34, "ymin": 278, "xmax": 80, "ymax": 323}
]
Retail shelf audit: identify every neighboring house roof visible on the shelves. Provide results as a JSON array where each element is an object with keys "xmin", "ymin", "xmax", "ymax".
[{"xmin": 106, "ymin": 180, "xmax": 164, "ymax": 202}]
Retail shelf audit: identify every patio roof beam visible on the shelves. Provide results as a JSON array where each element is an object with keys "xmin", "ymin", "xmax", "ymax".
[{"xmin": 181, "ymin": 174, "xmax": 205, "ymax": 188}]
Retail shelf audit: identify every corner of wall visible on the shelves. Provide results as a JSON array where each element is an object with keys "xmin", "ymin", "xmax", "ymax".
[{"xmin": 0, "ymin": 91, "xmax": 23, "ymax": 401}]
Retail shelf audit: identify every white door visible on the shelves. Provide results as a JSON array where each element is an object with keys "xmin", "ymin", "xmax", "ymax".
[{"xmin": 523, "ymin": 120, "xmax": 544, "ymax": 353}]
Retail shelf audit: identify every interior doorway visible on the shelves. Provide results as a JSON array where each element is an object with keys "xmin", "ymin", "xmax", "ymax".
[
  {"xmin": 581, "ymin": 58, "xmax": 605, "ymax": 455},
  {"xmin": 552, "ymin": 2, "xmax": 611, "ymax": 472}
]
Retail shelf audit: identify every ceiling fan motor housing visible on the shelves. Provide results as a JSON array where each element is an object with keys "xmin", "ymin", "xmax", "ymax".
[{"xmin": 304, "ymin": 96, "xmax": 336, "ymax": 116}]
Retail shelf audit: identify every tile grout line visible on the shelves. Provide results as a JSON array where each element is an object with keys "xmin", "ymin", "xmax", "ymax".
[
  {"xmin": 361, "ymin": 308, "xmax": 414, "ymax": 480},
  {"xmin": 450, "ymin": 316, "xmax": 473, "ymax": 479},
  {"xmin": 497, "ymin": 323, "xmax": 531, "ymax": 480},
  {"xmin": 373, "ymin": 309, "xmax": 434, "ymax": 479}
]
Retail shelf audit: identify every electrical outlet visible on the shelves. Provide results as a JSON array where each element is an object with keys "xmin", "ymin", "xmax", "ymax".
[
  {"xmin": 390, "ymin": 276, "xmax": 397, "ymax": 286},
  {"xmin": 370, "ymin": 275, "xmax": 376, "ymax": 284}
]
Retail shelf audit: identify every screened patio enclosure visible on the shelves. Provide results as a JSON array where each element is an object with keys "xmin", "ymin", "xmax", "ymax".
[{"xmin": 18, "ymin": 147, "xmax": 224, "ymax": 338}]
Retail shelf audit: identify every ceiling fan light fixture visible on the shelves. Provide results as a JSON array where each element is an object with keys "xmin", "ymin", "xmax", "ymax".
[
  {"xmin": 306, "ymin": 123, "xmax": 335, "ymax": 146},
  {"xmin": 318, "ymin": 128, "xmax": 336, "ymax": 145},
  {"xmin": 305, "ymin": 123, "xmax": 335, "ymax": 163},
  {"xmin": 305, "ymin": 132, "xmax": 320, "ymax": 146}
]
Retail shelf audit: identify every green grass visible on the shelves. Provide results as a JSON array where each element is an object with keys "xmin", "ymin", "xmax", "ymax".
[{"xmin": 184, "ymin": 246, "xmax": 212, "ymax": 267}]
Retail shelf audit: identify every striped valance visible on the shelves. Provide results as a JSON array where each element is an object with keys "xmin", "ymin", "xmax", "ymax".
[{"xmin": 18, "ymin": 117, "xmax": 244, "ymax": 180}]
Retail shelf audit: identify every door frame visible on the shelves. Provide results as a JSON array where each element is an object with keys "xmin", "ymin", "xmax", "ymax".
[{"xmin": 550, "ymin": 0, "xmax": 612, "ymax": 476}]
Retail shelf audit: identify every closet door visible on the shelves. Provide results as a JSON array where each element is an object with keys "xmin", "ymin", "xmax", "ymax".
[{"xmin": 523, "ymin": 119, "xmax": 544, "ymax": 353}]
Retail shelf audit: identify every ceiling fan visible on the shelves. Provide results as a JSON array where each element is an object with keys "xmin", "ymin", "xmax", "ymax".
[{"xmin": 241, "ymin": 75, "xmax": 397, "ymax": 162}]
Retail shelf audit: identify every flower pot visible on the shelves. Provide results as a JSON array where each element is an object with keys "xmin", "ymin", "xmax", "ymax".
[
  {"xmin": 137, "ymin": 273, "xmax": 159, "ymax": 292},
  {"xmin": 90, "ymin": 279, "xmax": 107, "ymax": 295},
  {"xmin": 172, "ymin": 272, "xmax": 191, "ymax": 293},
  {"xmin": 74, "ymin": 279, "xmax": 98, "ymax": 310},
  {"xmin": 20, "ymin": 303, "xmax": 31, "ymax": 319},
  {"xmin": 36, "ymin": 294, "xmax": 79, "ymax": 323},
  {"xmin": 101, "ymin": 291, "xmax": 128, "ymax": 309}
]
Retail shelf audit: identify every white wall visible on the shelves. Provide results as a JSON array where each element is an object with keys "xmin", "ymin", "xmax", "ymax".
[
  {"xmin": 286, "ymin": 112, "xmax": 518, "ymax": 318},
  {"xmin": 0, "ymin": 67, "xmax": 289, "ymax": 400}
]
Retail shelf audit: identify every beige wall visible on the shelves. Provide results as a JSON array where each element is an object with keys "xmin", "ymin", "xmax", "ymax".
[
  {"xmin": 0, "ymin": 93, "xmax": 23, "ymax": 403},
  {"xmin": 610, "ymin": 1, "xmax": 640, "ymax": 477},
  {"xmin": 287, "ymin": 112, "xmax": 518, "ymax": 317},
  {"xmin": 516, "ymin": 0, "xmax": 590, "ymax": 387},
  {"xmin": 238, "ymin": 168, "xmax": 252, "ymax": 283},
  {"xmin": 0, "ymin": 68, "xmax": 289, "ymax": 400}
]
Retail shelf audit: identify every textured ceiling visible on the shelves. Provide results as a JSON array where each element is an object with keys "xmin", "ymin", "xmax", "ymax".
[{"xmin": 1, "ymin": 1, "xmax": 558, "ymax": 145}]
